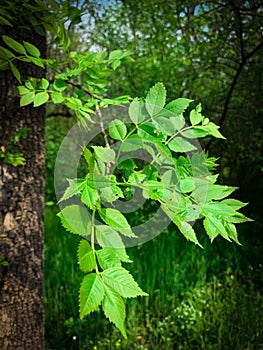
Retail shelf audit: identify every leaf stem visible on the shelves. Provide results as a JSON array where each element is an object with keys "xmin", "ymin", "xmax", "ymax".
[
  {"xmin": 91, "ymin": 209, "xmax": 99, "ymax": 274},
  {"xmin": 166, "ymin": 125, "xmax": 193, "ymax": 144}
]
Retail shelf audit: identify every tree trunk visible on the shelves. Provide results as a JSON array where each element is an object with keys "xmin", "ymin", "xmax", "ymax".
[{"xmin": 0, "ymin": 23, "xmax": 46, "ymax": 349}]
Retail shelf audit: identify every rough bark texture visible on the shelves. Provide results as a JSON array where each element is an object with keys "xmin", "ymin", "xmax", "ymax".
[{"xmin": 0, "ymin": 24, "xmax": 46, "ymax": 349}]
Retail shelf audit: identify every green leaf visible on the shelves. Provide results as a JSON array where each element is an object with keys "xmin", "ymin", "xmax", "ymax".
[
  {"xmin": 128, "ymin": 98, "xmax": 146, "ymax": 124},
  {"xmin": 220, "ymin": 198, "xmax": 248, "ymax": 211},
  {"xmin": 96, "ymin": 225, "xmax": 125, "ymax": 249},
  {"xmin": 165, "ymin": 98, "xmax": 193, "ymax": 116},
  {"xmin": 152, "ymin": 116, "xmax": 175, "ymax": 135},
  {"xmin": 109, "ymin": 49, "xmax": 127, "ymax": 60},
  {"xmin": 81, "ymin": 184, "xmax": 99, "ymax": 209},
  {"xmin": 101, "ymin": 267, "xmax": 148, "ymax": 298},
  {"xmin": 33, "ymin": 92, "xmax": 49, "ymax": 107},
  {"xmin": 102, "ymin": 284, "xmax": 127, "ymax": 337},
  {"xmin": 83, "ymin": 147, "xmax": 93, "ymax": 167},
  {"xmin": 205, "ymin": 184, "xmax": 237, "ymax": 201},
  {"xmin": 190, "ymin": 108, "xmax": 202, "ymax": 126},
  {"xmin": 174, "ymin": 217, "xmax": 202, "ymax": 247},
  {"xmin": 3, "ymin": 35, "xmax": 26, "ymax": 54},
  {"xmin": 90, "ymin": 174, "xmax": 112, "ymax": 189},
  {"xmin": 120, "ymin": 135, "xmax": 144, "ymax": 152},
  {"xmin": 163, "ymin": 205, "xmax": 202, "ymax": 247},
  {"xmin": 145, "ymin": 82, "xmax": 166, "ymax": 116},
  {"xmin": 53, "ymin": 79, "xmax": 67, "ymax": 92},
  {"xmin": 9, "ymin": 62, "xmax": 21, "ymax": 82},
  {"xmin": 170, "ymin": 115, "xmax": 185, "ymax": 131},
  {"xmin": 27, "ymin": 56, "xmax": 45, "ymax": 68},
  {"xmin": 79, "ymin": 274, "xmax": 105, "ymax": 319},
  {"xmin": 96, "ymin": 226, "xmax": 131, "ymax": 263},
  {"xmin": 38, "ymin": 78, "xmax": 49, "ymax": 90},
  {"xmin": 182, "ymin": 126, "xmax": 210, "ymax": 138},
  {"xmin": 18, "ymin": 86, "xmax": 30, "ymax": 95},
  {"xmin": 138, "ymin": 123, "xmax": 166, "ymax": 143},
  {"xmin": 128, "ymin": 172, "xmax": 146, "ymax": 185},
  {"xmin": 204, "ymin": 122, "xmax": 225, "ymax": 139},
  {"xmin": 223, "ymin": 212, "xmax": 253, "ymax": 224},
  {"xmin": 179, "ymin": 177, "xmax": 195, "ymax": 193},
  {"xmin": 58, "ymin": 179, "xmax": 86, "ymax": 203},
  {"xmin": 224, "ymin": 221, "xmax": 241, "ymax": 245},
  {"xmin": 78, "ymin": 240, "xmax": 96, "ymax": 272},
  {"xmin": 0, "ymin": 16, "xmax": 13, "ymax": 27},
  {"xmin": 0, "ymin": 45, "xmax": 15, "ymax": 59},
  {"xmin": 20, "ymin": 92, "xmax": 35, "ymax": 107},
  {"xmin": 96, "ymin": 248, "xmax": 122, "ymax": 270},
  {"xmin": 51, "ymin": 91, "xmax": 65, "ymax": 104},
  {"xmin": 0, "ymin": 59, "xmax": 8, "ymax": 70},
  {"xmin": 109, "ymin": 119, "xmax": 127, "ymax": 140},
  {"xmin": 203, "ymin": 202, "xmax": 237, "ymax": 217},
  {"xmin": 57, "ymin": 205, "xmax": 91, "ymax": 236},
  {"xmin": 117, "ymin": 158, "xmax": 137, "ymax": 170},
  {"xmin": 111, "ymin": 59, "xmax": 121, "ymax": 70},
  {"xmin": 92, "ymin": 146, "xmax": 115, "ymax": 162},
  {"xmin": 168, "ymin": 137, "xmax": 197, "ymax": 153},
  {"xmin": 23, "ymin": 41, "xmax": 41, "ymax": 57},
  {"xmin": 100, "ymin": 184, "xmax": 124, "ymax": 203},
  {"xmin": 203, "ymin": 215, "xmax": 231, "ymax": 242},
  {"xmin": 99, "ymin": 208, "xmax": 135, "ymax": 237}
]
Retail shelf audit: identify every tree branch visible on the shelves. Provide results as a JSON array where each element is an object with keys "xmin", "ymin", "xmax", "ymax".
[{"xmin": 95, "ymin": 104, "xmax": 110, "ymax": 149}]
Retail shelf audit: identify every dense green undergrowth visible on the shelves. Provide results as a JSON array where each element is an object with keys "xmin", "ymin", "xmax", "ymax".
[{"xmin": 44, "ymin": 206, "xmax": 263, "ymax": 350}]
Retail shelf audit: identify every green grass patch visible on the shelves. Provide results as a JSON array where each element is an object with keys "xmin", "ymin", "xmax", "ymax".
[{"xmin": 44, "ymin": 206, "xmax": 263, "ymax": 349}]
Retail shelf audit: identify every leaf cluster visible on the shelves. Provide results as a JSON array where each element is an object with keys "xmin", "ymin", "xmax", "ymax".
[
  {"xmin": 57, "ymin": 82, "xmax": 251, "ymax": 335},
  {"xmin": 0, "ymin": 127, "xmax": 30, "ymax": 166}
]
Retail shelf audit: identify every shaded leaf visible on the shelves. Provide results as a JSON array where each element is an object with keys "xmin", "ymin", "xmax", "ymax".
[
  {"xmin": 168, "ymin": 137, "xmax": 197, "ymax": 153},
  {"xmin": 120, "ymin": 135, "xmax": 144, "ymax": 152},
  {"xmin": 3, "ymin": 35, "xmax": 26, "ymax": 54},
  {"xmin": 57, "ymin": 205, "xmax": 91, "ymax": 236},
  {"xmin": 96, "ymin": 248, "xmax": 122, "ymax": 270},
  {"xmin": 9, "ymin": 62, "xmax": 21, "ymax": 82},
  {"xmin": 92, "ymin": 146, "xmax": 115, "ymax": 162},
  {"xmin": 23, "ymin": 41, "xmax": 41, "ymax": 57},
  {"xmin": 99, "ymin": 208, "xmax": 135, "ymax": 237},
  {"xmin": 109, "ymin": 119, "xmax": 127, "ymax": 140},
  {"xmin": 203, "ymin": 214, "xmax": 231, "ymax": 242},
  {"xmin": 129, "ymin": 98, "xmax": 146, "ymax": 124}
]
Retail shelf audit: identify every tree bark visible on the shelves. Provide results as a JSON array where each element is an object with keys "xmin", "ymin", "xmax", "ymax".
[{"xmin": 0, "ymin": 23, "xmax": 46, "ymax": 349}]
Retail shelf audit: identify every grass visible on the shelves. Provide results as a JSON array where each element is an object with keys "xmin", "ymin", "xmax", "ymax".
[{"xmin": 44, "ymin": 205, "xmax": 263, "ymax": 350}]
